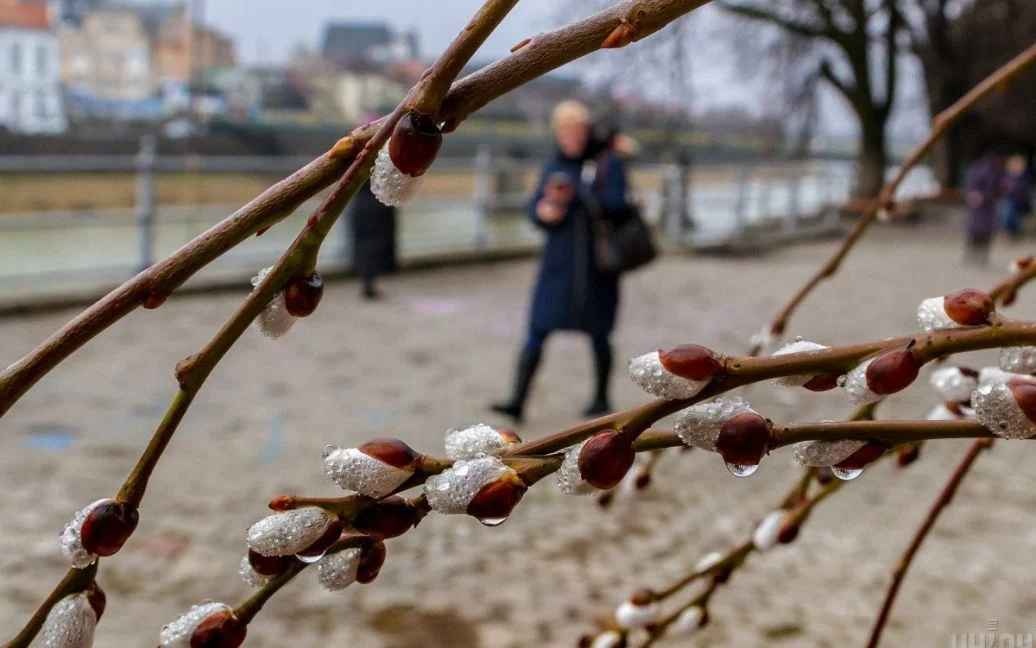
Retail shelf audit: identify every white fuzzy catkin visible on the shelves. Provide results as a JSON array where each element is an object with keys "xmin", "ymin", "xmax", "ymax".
[
  {"xmin": 36, "ymin": 592, "xmax": 97, "ymax": 648},
  {"xmin": 980, "ymin": 366, "xmax": 1019, "ymax": 386},
  {"xmin": 444, "ymin": 424, "xmax": 514, "ymax": 460},
  {"xmin": 590, "ymin": 631, "xmax": 625, "ymax": 648},
  {"xmin": 316, "ymin": 548, "xmax": 361, "ymax": 591},
  {"xmin": 793, "ymin": 440, "xmax": 866, "ymax": 467},
  {"xmin": 916, "ymin": 296, "xmax": 956, "ymax": 332},
  {"xmin": 841, "ymin": 358, "xmax": 883, "ymax": 406},
  {"xmin": 159, "ymin": 602, "xmax": 232, "ymax": 648},
  {"xmin": 972, "ymin": 381, "xmax": 1036, "ymax": 439},
  {"xmin": 929, "ymin": 367, "xmax": 978, "ymax": 403},
  {"xmin": 424, "ymin": 456, "xmax": 514, "ymax": 515},
  {"xmin": 615, "ymin": 600, "xmax": 661, "ymax": 630},
  {"xmin": 628, "ymin": 350, "xmax": 710, "ymax": 400},
  {"xmin": 371, "ymin": 147, "xmax": 423, "ymax": 206},
  {"xmin": 323, "ymin": 446, "xmax": 414, "ymax": 498},
  {"xmin": 59, "ymin": 499, "xmax": 109, "ymax": 569},
  {"xmin": 752, "ymin": 510, "xmax": 785, "ymax": 551},
  {"xmin": 246, "ymin": 507, "xmax": 335, "ymax": 557},
  {"xmin": 694, "ymin": 551, "xmax": 724, "ymax": 574},
  {"xmin": 674, "ymin": 397, "xmax": 754, "ymax": 450},
  {"xmin": 238, "ymin": 555, "xmax": 272, "ymax": 588},
  {"xmin": 556, "ymin": 440, "xmax": 596, "ymax": 495},
  {"xmin": 251, "ymin": 266, "xmax": 296, "ymax": 338},
  {"xmin": 772, "ymin": 339, "xmax": 828, "ymax": 386},
  {"xmin": 1000, "ymin": 346, "xmax": 1036, "ymax": 374},
  {"xmin": 671, "ymin": 606, "xmax": 706, "ymax": 636}
]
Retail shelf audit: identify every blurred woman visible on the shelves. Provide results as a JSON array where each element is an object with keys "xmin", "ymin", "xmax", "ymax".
[
  {"xmin": 1001, "ymin": 154, "xmax": 1032, "ymax": 239},
  {"xmin": 491, "ymin": 100, "xmax": 631, "ymax": 422}
]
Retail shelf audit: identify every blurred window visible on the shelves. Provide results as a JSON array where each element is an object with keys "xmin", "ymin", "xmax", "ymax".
[
  {"xmin": 11, "ymin": 42, "xmax": 21, "ymax": 75},
  {"xmin": 36, "ymin": 44, "xmax": 47, "ymax": 76}
]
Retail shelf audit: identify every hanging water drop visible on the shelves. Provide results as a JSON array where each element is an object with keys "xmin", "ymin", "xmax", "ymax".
[
  {"xmin": 832, "ymin": 466, "xmax": 864, "ymax": 481},
  {"xmin": 296, "ymin": 550, "xmax": 327, "ymax": 564},
  {"xmin": 478, "ymin": 516, "xmax": 508, "ymax": 527},
  {"xmin": 725, "ymin": 462, "xmax": 759, "ymax": 477}
]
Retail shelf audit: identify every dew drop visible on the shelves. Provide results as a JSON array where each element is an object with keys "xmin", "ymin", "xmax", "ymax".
[
  {"xmin": 725, "ymin": 462, "xmax": 759, "ymax": 477},
  {"xmin": 832, "ymin": 466, "xmax": 864, "ymax": 481},
  {"xmin": 296, "ymin": 551, "xmax": 326, "ymax": 564},
  {"xmin": 478, "ymin": 516, "xmax": 508, "ymax": 527},
  {"xmin": 435, "ymin": 480, "xmax": 451, "ymax": 492}
]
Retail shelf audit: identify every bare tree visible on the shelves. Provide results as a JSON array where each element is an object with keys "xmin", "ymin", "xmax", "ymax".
[{"xmin": 718, "ymin": 0, "xmax": 903, "ymax": 199}]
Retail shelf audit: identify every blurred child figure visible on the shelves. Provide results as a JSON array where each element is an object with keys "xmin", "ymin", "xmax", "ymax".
[{"xmin": 1001, "ymin": 154, "xmax": 1032, "ymax": 239}]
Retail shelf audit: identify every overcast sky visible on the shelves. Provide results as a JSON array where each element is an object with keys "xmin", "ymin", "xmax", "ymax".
[{"xmin": 202, "ymin": 1, "xmax": 926, "ymax": 141}]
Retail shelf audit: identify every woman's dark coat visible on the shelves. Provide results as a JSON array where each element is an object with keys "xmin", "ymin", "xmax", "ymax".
[
  {"xmin": 526, "ymin": 150, "xmax": 629, "ymax": 338},
  {"xmin": 348, "ymin": 181, "xmax": 398, "ymax": 277}
]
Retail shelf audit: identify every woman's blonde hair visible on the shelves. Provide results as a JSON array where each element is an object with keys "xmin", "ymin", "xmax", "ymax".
[{"xmin": 552, "ymin": 100, "xmax": 591, "ymax": 131}]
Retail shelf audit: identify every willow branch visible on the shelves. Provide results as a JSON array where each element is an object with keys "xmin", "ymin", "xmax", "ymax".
[
  {"xmin": 990, "ymin": 257, "xmax": 1036, "ymax": 307},
  {"xmin": 509, "ymin": 320, "xmax": 1036, "ymax": 457},
  {"xmin": 3, "ymin": 563, "xmax": 98, "ymax": 648},
  {"xmin": 749, "ymin": 40, "xmax": 1036, "ymax": 355},
  {"xmin": 864, "ymin": 438, "xmax": 994, "ymax": 648},
  {"xmin": 0, "ymin": 0, "xmax": 712, "ymax": 420}
]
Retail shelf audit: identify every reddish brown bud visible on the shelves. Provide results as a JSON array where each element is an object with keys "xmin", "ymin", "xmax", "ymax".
[
  {"xmin": 86, "ymin": 584, "xmax": 106, "ymax": 620},
  {"xmin": 777, "ymin": 520, "xmax": 800, "ymax": 545},
  {"xmin": 943, "ymin": 289, "xmax": 994, "ymax": 326},
  {"xmin": 267, "ymin": 495, "xmax": 295, "ymax": 511},
  {"xmin": 190, "ymin": 611, "xmax": 247, "ymax": 648},
  {"xmin": 248, "ymin": 549, "xmax": 292, "ymax": 576},
  {"xmin": 658, "ymin": 344, "xmax": 722, "ymax": 381},
  {"xmin": 634, "ymin": 471, "xmax": 652, "ymax": 490},
  {"xmin": 865, "ymin": 349, "xmax": 921, "ymax": 395},
  {"xmin": 80, "ymin": 500, "xmax": 139, "ymax": 557},
  {"xmin": 283, "ymin": 273, "xmax": 323, "ymax": 317},
  {"xmin": 578, "ymin": 430, "xmax": 636, "ymax": 490},
  {"xmin": 896, "ymin": 444, "xmax": 921, "ymax": 467},
  {"xmin": 715, "ymin": 412, "xmax": 770, "ymax": 468},
  {"xmin": 388, "ymin": 111, "xmax": 442, "ymax": 177},
  {"xmin": 296, "ymin": 520, "xmax": 344, "ymax": 559},
  {"xmin": 835, "ymin": 441, "xmax": 888, "ymax": 470},
  {"xmin": 143, "ymin": 291, "xmax": 168, "ymax": 310},
  {"xmin": 601, "ymin": 22, "xmax": 635, "ymax": 48},
  {"xmin": 803, "ymin": 373, "xmax": 839, "ymax": 392},
  {"xmin": 497, "ymin": 427, "xmax": 522, "ymax": 444},
  {"xmin": 356, "ymin": 539, "xmax": 387, "ymax": 584},
  {"xmin": 630, "ymin": 588, "xmax": 656, "ymax": 605},
  {"xmin": 352, "ymin": 496, "xmax": 422, "ymax": 539},
  {"xmin": 466, "ymin": 472, "xmax": 527, "ymax": 522},
  {"xmin": 1008, "ymin": 378, "xmax": 1036, "ymax": 424},
  {"xmin": 358, "ymin": 438, "xmax": 420, "ymax": 470}
]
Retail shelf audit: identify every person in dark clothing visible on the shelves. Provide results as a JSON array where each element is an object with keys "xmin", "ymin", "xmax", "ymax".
[
  {"xmin": 1001, "ymin": 154, "xmax": 1033, "ymax": 239},
  {"xmin": 963, "ymin": 151, "xmax": 1004, "ymax": 266},
  {"xmin": 348, "ymin": 180, "xmax": 397, "ymax": 299},
  {"xmin": 491, "ymin": 100, "xmax": 631, "ymax": 422}
]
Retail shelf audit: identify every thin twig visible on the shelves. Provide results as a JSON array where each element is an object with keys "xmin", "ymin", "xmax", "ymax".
[
  {"xmin": 864, "ymin": 438, "xmax": 994, "ymax": 648},
  {"xmin": 750, "ymin": 41, "xmax": 1036, "ymax": 355}
]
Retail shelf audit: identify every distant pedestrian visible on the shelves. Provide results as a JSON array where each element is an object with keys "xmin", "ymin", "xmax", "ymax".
[
  {"xmin": 1001, "ymin": 154, "xmax": 1032, "ymax": 239},
  {"xmin": 491, "ymin": 100, "xmax": 632, "ymax": 422},
  {"xmin": 348, "ymin": 180, "xmax": 397, "ymax": 299},
  {"xmin": 963, "ymin": 151, "xmax": 1004, "ymax": 266}
]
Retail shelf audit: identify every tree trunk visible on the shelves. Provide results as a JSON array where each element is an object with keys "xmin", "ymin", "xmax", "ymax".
[{"xmin": 854, "ymin": 122, "xmax": 887, "ymax": 200}]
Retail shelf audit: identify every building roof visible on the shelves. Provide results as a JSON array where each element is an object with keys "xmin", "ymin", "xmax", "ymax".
[
  {"xmin": 321, "ymin": 21, "xmax": 393, "ymax": 62},
  {"xmin": 0, "ymin": 0, "xmax": 50, "ymax": 30}
]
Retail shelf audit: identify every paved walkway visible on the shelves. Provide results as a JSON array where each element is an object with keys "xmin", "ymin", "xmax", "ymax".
[{"xmin": 2, "ymin": 222, "xmax": 1035, "ymax": 646}]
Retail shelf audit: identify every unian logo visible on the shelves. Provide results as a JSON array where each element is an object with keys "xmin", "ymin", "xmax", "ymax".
[{"xmin": 950, "ymin": 618, "xmax": 1035, "ymax": 648}]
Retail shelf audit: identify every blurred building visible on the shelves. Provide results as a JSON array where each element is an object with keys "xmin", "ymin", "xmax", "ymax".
[
  {"xmin": 321, "ymin": 21, "xmax": 418, "ymax": 67},
  {"xmin": 56, "ymin": 0, "xmax": 235, "ymax": 121},
  {"xmin": 0, "ymin": 0, "xmax": 66, "ymax": 133}
]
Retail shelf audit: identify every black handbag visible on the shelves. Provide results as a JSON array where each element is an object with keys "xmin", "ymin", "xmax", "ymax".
[{"xmin": 587, "ymin": 158, "xmax": 657, "ymax": 274}]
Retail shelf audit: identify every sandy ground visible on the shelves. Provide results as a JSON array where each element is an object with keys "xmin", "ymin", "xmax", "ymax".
[{"xmin": 3, "ymin": 218, "xmax": 1036, "ymax": 647}]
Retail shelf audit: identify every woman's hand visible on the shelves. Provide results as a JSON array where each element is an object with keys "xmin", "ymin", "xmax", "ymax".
[{"xmin": 537, "ymin": 199, "xmax": 566, "ymax": 224}]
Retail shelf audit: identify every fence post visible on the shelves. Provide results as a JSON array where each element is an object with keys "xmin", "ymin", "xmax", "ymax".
[
  {"xmin": 473, "ymin": 144, "xmax": 492, "ymax": 249},
  {"xmin": 135, "ymin": 134, "xmax": 157, "ymax": 273}
]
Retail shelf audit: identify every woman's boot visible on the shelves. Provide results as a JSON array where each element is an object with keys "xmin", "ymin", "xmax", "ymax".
[{"xmin": 490, "ymin": 348, "xmax": 541, "ymax": 423}]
